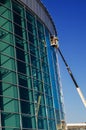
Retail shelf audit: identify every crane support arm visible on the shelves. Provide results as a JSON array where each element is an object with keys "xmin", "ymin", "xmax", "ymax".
[
  {"xmin": 50, "ymin": 35, "xmax": 86, "ymax": 108},
  {"xmin": 58, "ymin": 48, "xmax": 86, "ymax": 108},
  {"xmin": 58, "ymin": 48, "xmax": 79, "ymax": 88}
]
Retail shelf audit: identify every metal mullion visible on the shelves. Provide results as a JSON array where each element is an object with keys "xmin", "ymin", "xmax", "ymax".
[
  {"xmin": 11, "ymin": 0, "xmax": 22, "ymax": 129},
  {"xmin": 24, "ymin": 6, "xmax": 36, "ymax": 129},
  {"xmin": 37, "ymin": 22, "xmax": 49, "ymax": 129},
  {"xmin": 0, "ymin": 109, "xmax": 2, "ymax": 130}
]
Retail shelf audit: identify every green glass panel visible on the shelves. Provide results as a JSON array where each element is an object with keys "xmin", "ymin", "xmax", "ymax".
[
  {"xmin": 0, "ymin": 2, "xmax": 7, "ymax": 15},
  {"xmin": 1, "ymin": 112, "xmax": 20, "ymax": 128},
  {"xmin": 38, "ymin": 106, "xmax": 46, "ymax": 117},
  {"xmin": 0, "ymin": 30, "xmax": 14, "ymax": 44},
  {"xmin": 1, "ymin": 70, "xmax": 16, "ymax": 84},
  {"xmin": 47, "ymin": 107, "xmax": 55, "ymax": 119},
  {"xmin": 28, "ymin": 33, "xmax": 37, "ymax": 45},
  {"xmin": 0, "ymin": 0, "xmax": 11, "ymax": 18},
  {"xmin": 27, "ymin": 77, "xmax": 32, "ymax": 89},
  {"xmin": 37, "ymin": 20, "xmax": 44, "ymax": 33},
  {"xmin": 46, "ymin": 96, "xmax": 53, "ymax": 107},
  {"xmin": 41, "ymin": 62, "xmax": 48, "ymax": 73},
  {"xmin": 33, "ymin": 79, "xmax": 43, "ymax": 92},
  {"xmin": 27, "ymin": 21, "xmax": 37, "ymax": 35},
  {"xmin": 1, "ymin": 54, "xmax": 12, "ymax": 69},
  {"xmin": 0, "ymin": 42, "xmax": 14, "ymax": 57},
  {"xmin": 0, "ymin": 0, "xmax": 11, "ymax": 8},
  {"xmin": 44, "ymin": 84, "xmax": 52, "ymax": 96},
  {"xmin": 0, "ymin": 17, "xmax": 12, "ymax": 32},
  {"xmin": 20, "ymin": 100, "xmax": 34, "ymax": 115},
  {"xmin": 2, "ymin": 97, "xmax": 19, "ymax": 113},
  {"xmin": 48, "ymin": 120, "xmax": 56, "ymax": 130},
  {"xmin": 1, "ymin": 83, "xmax": 18, "ymax": 98},
  {"xmin": 38, "ymin": 118, "xmax": 48, "ymax": 130},
  {"xmin": 19, "ymin": 87, "xmax": 34, "ymax": 102},
  {"xmin": 22, "ymin": 115, "xmax": 36, "ymax": 128},
  {"xmin": 0, "ymin": 128, "xmax": 21, "ymax": 130},
  {"xmin": 0, "ymin": 8, "xmax": 11, "ymax": 20},
  {"xmin": 29, "ymin": 43, "xmax": 39, "ymax": 56},
  {"xmin": 26, "ymin": 11, "xmax": 35, "ymax": 26}
]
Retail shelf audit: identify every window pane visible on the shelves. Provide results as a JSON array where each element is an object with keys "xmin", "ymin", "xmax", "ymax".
[
  {"xmin": 1, "ymin": 112, "xmax": 20, "ymax": 128},
  {"xmin": 22, "ymin": 115, "xmax": 36, "ymax": 129},
  {"xmin": 38, "ymin": 118, "xmax": 48, "ymax": 129},
  {"xmin": 0, "ymin": 97, "xmax": 19, "ymax": 112},
  {"xmin": 1, "ymin": 83, "xmax": 18, "ymax": 98}
]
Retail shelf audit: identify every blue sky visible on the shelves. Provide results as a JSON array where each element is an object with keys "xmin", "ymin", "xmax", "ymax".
[{"xmin": 41, "ymin": 0, "xmax": 86, "ymax": 123}]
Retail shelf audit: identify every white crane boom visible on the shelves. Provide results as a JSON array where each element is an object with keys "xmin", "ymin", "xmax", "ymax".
[{"xmin": 77, "ymin": 87, "xmax": 86, "ymax": 108}]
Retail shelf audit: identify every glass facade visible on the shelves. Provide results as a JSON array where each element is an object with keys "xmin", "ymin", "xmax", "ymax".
[{"xmin": 0, "ymin": 0, "xmax": 65, "ymax": 130}]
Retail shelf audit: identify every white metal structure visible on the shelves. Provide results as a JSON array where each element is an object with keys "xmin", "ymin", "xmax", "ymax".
[{"xmin": 67, "ymin": 123, "xmax": 86, "ymax": 130}]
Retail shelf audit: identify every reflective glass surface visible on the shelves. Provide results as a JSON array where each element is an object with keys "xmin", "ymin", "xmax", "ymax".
[{"xmin": 0, "ymin": 0, "xmax": 64, "ymax": 129}]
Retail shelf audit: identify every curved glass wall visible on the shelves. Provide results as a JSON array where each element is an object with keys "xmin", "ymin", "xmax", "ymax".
[
  {"xmin": 0, "ymin": 0, "xmax": 65, "ymax": 130},
  {"xmin": 45, "ymin": 29, "xmax": 65, "ymax": 128}
]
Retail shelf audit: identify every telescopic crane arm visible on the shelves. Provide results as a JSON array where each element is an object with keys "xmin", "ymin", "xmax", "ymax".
[
  {"xmin": 50, "ymin": 35, "xmax": 86, "ymax": 108},
  {"xmin": 58, "ymin": 48, "xmax": 86, "ymax": 108}
]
